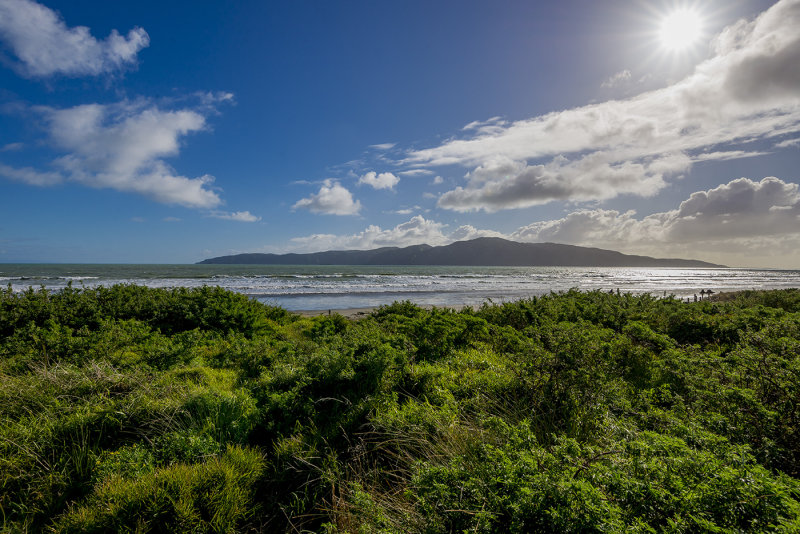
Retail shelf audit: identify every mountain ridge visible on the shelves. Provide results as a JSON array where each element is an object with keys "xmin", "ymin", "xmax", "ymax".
[{"xmin": 197, "ymin": 237, "xmax": 726, "ymax": 268}]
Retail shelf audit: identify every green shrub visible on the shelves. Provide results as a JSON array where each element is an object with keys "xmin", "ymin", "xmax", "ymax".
[
  {"xmin": 3, "ymin": 286, "xmax": 800, "ymax": 532},
  {"xmin": 411, "ymin": 425, "xmax": 800, "ymax": 533}
]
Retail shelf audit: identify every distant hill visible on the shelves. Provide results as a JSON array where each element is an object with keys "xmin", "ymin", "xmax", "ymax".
[{"xmin": 197, "ymin": 237, "xmax": 725, "ymax": 268}]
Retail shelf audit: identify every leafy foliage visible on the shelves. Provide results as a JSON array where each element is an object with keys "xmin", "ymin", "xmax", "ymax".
[{"xmin": 1, "ymin": 285, "xmax": 799, "ymax": 532}]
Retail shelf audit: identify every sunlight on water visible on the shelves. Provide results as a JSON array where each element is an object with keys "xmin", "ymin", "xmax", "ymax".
[{"xmin": 1, "ymin": 264, "xmax": 799, "ymax": 311}]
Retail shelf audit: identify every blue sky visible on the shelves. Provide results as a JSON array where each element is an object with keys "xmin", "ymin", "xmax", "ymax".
[{"xmin": 1, "ymin": 0, "xmax": 799, "ymax": 267}]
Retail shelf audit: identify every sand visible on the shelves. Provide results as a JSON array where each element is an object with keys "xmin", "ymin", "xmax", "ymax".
[{"xmin": 293, "ymin": 303, "xmax": 471, "ymax": 319}]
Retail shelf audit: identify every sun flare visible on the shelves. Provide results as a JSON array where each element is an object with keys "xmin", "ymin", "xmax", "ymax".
[{"xmin": 659, "ymin": 8, "xmax": 703, "ymax": 51}]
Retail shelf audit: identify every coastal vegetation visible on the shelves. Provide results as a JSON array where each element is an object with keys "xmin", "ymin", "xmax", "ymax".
[{"xmin": 1, "ymin": 284, "xmax": 799, "ymax": 532}]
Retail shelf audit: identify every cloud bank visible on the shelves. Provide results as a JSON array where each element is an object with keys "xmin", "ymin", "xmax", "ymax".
[
  {"xmin": 512, "ymin": 177, "xmax": 800, "ymax": 267},
  {"xmin": 287, "ymin": 176, "xmax": 800, "ymax": 267},
  {"xmin": 0, "ymin": 0, "xmax": 149, "ymax": 77},
  {"xmin": 402, "ymin": 0, "xmax": 800, "ymax": 213},
  {"xmin": 289, "ymin": 214, "xmax": 503, "ymax": 252},
  {"xmin": 437, "ymin": 153, "xmax": 683, "ymax": 212},
  {"xmin": 513, "ymin": 177, "xmax": 800, "ymax": 245}
]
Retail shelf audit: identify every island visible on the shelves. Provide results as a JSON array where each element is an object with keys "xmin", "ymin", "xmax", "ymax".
[{"xmin": 198, "ymin": 237, "xmax": 725, "ymax": 267}]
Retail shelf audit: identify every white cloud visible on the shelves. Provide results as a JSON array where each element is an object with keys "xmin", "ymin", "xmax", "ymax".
[
  {"xmin": 407, "ymin": 0, "xmax": 800, "ymax": 212},
  {"xmin": 601, "ymin": 69, "xmax": 632, "ymax": 88},
  {"xmin": 0, "ymin": 98, "xmax": 230, "ymax": 208},
  {"xmin": 196, "ymin": 91, "xmax": 235, "ymax": 107},
  {"xmin": 432, "ymin": 175, "xmax": 444, "ymax": 185},
  {"xmin": 0, "ymin": 0, "xmax": 149, "ymax": 77},
  {"xmin": 369, "ymin": 143, "xmax": 395, "ymax": 150},
  {"xmin": 208, "ymin": 210, "xmax": 261, "ymax": 222},
  {"xmin": 388, "ymin": 205, "xmax": 421, "ymax": 215},
  {"xmin": 292, "ymin": 180, "xmax": 361, "ymax": 215},
  {"xmin": 775, "ymin": 138, "xmax": 800, "ymax": 148},
  {"xmin": 461, "ymin": 116, "xmax": 508, "ymax": 136},
  {"xmin": 0, "ymin": 162, "xmax": 61, "ymax": 186},
  {"xmin": 357, "ymin": 171, "xmax": 400, "ymax": 190},
  {"xmin": 36, "ymin": 100, "xmax": 223, "ymax": 208}
]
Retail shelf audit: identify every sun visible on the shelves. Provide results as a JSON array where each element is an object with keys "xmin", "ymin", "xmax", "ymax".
[{"xmin": 659, "ymin": 8, "xmax": 703, "ymax": 52}]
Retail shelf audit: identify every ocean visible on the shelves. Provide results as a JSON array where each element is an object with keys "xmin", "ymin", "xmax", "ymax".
[{"xmin": 2, "ymin": 264, "xmax": 799, "ymax": 311}]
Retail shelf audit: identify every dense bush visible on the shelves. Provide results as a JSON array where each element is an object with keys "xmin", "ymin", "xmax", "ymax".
[{"xmin": 1, "ymin": 285, "xmax": 799, "ymax": 532}]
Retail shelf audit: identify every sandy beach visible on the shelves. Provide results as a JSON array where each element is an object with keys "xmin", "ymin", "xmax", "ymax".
[{"xmin": 294, "ymin": 303, "xmax": 471, "ymax": 319}]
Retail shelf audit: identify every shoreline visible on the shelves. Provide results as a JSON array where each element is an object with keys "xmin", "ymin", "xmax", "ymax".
[
  {"xmin": 291, "ymin": 289, "xmax": 768, "ymax": 318},
  {"xmin": 294, "ymin": 307, "xmax": 378, "ymax": 319}
]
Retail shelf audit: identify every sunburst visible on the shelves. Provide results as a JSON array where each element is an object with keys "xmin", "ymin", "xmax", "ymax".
[{"xmin": 659, "ymin": 8, "xmax": 704, "ymax": 52}]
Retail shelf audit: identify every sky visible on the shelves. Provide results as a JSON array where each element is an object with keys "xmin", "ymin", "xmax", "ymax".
[{"xmin": 0, "ymin": 0, "xmax": 798, "ymax": 267}]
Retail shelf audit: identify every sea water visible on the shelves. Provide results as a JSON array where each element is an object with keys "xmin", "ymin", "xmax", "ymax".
[{"xmin": 1, "ymin": 264, "xmax": 799, "ymax": 311}]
